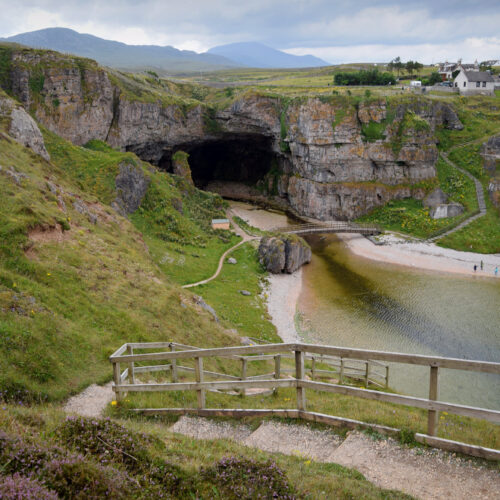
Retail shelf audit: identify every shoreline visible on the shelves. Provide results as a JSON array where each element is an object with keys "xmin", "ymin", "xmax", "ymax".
[
  {"xmin": 338, "ymin": 233, "xmax": 500, "ymax": 278},
  {"xmin": 266, "ymin": 269, "xmax": 303, "ymax": 343}
]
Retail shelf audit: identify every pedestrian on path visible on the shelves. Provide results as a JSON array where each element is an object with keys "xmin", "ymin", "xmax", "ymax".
[
  {"xmin": 495, "ymin": 266, "xmax": 498, "ymax": 276},
  {"xmin": 473, "ymin": 264, "xmax": 477, "ymax": 272},
  {"xmin": 480, "ymin": 260, "xmax": 484, "ymax": 271}
]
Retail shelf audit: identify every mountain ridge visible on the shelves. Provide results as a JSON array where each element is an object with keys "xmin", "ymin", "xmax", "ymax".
[{"xmin": 206, "ymin": 41, "xmax": 329, "ymax": 68}]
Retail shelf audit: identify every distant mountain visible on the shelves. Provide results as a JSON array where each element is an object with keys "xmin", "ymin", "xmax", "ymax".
[
  {"xmin": 206, "ymin": 42, "xmax": 329, "ymax": 68},
  {"xmin": 0, "ymin": 27, "xmax": 239, "ymax": 73}
]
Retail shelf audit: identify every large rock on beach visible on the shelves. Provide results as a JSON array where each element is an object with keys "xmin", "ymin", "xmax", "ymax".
[{"xmin": 259, "ymin": 235, "xmax": 311, "ymax": 274}]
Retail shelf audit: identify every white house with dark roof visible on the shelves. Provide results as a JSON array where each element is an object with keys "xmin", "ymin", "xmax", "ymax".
[{"xmin": 454, "ymin": 67, "xmax": 495, "ymax": 95}]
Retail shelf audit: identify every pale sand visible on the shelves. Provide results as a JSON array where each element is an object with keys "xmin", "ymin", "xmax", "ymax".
[
  {"xmin": 339, "ymin": 233, "xmax": 500, "ymax": 278},
  {"xmin": 266, "ymin": 269, "xmax": 303, "ymax": 343}
]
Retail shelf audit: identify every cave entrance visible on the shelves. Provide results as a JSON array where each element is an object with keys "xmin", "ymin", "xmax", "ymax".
[{"xmin": 171, "ymin": 134, "xmax": 278, "ymax": 193}]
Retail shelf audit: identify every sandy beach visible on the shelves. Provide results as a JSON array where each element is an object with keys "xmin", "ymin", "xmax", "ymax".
[
  {"xmin": 339, "ymin": 233, "xmax": 500, "ymax": 278},
  {"xmin": 231, "ymin": 200, "xmax": 499, "ymax": 343}
]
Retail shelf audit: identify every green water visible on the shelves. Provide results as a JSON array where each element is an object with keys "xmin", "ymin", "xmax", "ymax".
[{"xmin": 298, "ymin": 234, "xmax": 500, "ymax": 410}]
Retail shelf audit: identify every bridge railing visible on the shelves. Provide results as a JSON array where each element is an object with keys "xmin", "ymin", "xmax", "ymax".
[
  {"xmin": 271, "ymin": 221, "xmax": 382, "ymax": 234},
  {"xmin": 109, "ymin": 342, "xmax": 500, "ymax": 460}
]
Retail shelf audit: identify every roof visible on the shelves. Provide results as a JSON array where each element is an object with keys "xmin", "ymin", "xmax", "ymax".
[
  {"xmin": 462, "ymin": 70, "xmax": 494, "ymax": 82},
  {"xmin": 211, "ymin": 218, "xmax": 230, "ymax": 224}
]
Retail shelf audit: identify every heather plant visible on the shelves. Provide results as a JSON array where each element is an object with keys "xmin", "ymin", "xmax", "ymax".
[
  {"xmin": 58, "ymin": 416, "xmax": 192, "ymax": 495},
  {"xmin": 0, "ymin": 474, "xmax": 58, "ymax": 500},
  {"xmin": 201, "ymin": 456, "xmax": 296, "ymax": 499}
]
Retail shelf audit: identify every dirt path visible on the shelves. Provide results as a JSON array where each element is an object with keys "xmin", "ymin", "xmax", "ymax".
[
  {"xmin": 63, "ymin": 382, "xmax": 114, "ymax": 418},
  {"xmin": 182, "ymin": 212, "xmax": 258, "ymax": 289},
  {"xmin": 170, "ymin": 416, "xmax": 500, "ymax": 500}
]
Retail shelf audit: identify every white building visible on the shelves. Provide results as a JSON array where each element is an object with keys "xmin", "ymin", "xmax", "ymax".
[{"xmin": 454, "ymin": 67, "xmax": 495, "ymax": 95}]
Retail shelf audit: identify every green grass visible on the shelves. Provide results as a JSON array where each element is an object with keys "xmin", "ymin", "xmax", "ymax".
[
  {"xmin": 194, "ymin": 243, "xmax": 280, "ymax": 342},
  {"xmin": 0, "ymin": 405, "xmax": 413, "ymax": 499}
]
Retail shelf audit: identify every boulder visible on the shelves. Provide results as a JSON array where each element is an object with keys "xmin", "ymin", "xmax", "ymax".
[
  {"xmin": 112, "ymin": 162, "xmax": 150, "ymax": 215},
  {"xmin": 259, "ymin": 235, "xmax": 311, "ymax": 274},
  {"xmin": 239, "ymin": 290, "xmax": 251, "ymax": 296},
  {"xmin": 423, "ymin": 188, "xmax": 448, "ymax": 208},
  {"xmin": 227, "ymin": 257, "xmax": 237, "ymax": 264}
]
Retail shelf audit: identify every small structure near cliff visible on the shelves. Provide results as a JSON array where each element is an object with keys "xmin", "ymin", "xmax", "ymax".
[
  {"xmin": 259, "ymin": 235, "xmax": 311, "ymax": 274},
  {"xmin": 423, "ymin": 188, "xmax": 464, "ymax": 219}
]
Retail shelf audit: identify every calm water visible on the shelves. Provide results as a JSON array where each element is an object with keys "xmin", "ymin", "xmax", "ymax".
[{"xmin": 298, "ymin": 235, "xmax": 500, "ymax": 410}]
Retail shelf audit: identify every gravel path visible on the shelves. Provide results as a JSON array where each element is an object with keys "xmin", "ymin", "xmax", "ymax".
[
  {"xmin": 170, "ymin": 416, "xmax": 500, "ymax": 500},
  {"xmin": 63, "ymin": 382, "xmax": 114, "ymax": 417}
]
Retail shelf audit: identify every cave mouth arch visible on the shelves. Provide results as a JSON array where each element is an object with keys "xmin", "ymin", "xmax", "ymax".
[{"xmin": 162, "ymin": 133, "xmax": 279, "ymax": 192}]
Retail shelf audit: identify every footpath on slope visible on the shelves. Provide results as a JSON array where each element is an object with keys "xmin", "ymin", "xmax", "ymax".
[
  {"xmin": 427, "ymin": 151, "xmax": 487, "ymax": 242},
  {"xmin": 182, "ymin": 212, "xmax": 258, "ymax": 289},
  {"xmin": 171, "ymin": 416, "xmax": 500, "ymax": 500}
]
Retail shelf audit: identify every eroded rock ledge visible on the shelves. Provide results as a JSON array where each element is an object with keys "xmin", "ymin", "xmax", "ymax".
[{"xmin": 259, "ymin": 235, "xmax": 311, "ymax": 274}]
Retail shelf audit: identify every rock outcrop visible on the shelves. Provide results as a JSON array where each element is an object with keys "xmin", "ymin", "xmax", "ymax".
[
  {"xmin": 1, "ymin": 48, "xmax": 465, "ymax": 220},
  {"xmin": 259, "ymin": 235, "xmax": 311, "ymax": 274},
  {"xmin": 112, "ymin": 162, "xmax": 150, "ymax": 215},
  {"xmin": 0, "ymin": 93, "xmax": 50, "ymax": 160},
  {"xmin": 423, "ymin": 188, "xmax": 448, "ymax": 208}
]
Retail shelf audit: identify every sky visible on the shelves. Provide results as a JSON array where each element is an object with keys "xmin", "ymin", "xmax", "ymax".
[{"xmin": 0, "ymin": 0, "xmax": 499, "ymax": 64}]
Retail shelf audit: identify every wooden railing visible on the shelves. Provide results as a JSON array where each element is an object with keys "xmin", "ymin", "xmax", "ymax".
[
  {"xmin": 110, "ymin": 342, "xmax": 500, "ymax": 460},
  {"xmin": 271, "ymin": 221, "xmax": 382, "ymax": 235}
]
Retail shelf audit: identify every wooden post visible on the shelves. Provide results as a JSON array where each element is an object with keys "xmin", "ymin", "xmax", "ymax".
[
  {"xmin": 240, "ymin": 358, "xmax": 247, "ymax": 397},
  {"xmin": 311, "ymin": 357, "xmax": 316, "ymax": 380},
  {"xmin": 113, "ymin": 361, "xmax": 122, "ymax": 401},
  {"xmin": 194, "ymin": 357, "xmax": 205, "ymax": 409},
  {"xmin": 274, "ymin": 354, "xmax": 281, "ymax": 394},
  {"xmin": 365, "ymin": 362, "xmax": 370, "ymax": 388},
  {"xmin": 127, "ymin": 345, "xmax": 135, "ymax": 385},
  {"xmin": 427, "ymin": 366, "xmax": 440, "ymax": 436},
  {"xmin": 295, "ymin": 350, "xmax": 306, "ymax": 411},
  {"xmin": 339, "ymin": 358, "xmax": 344, "ymax": 384},
  {"xmin": 385, "ymin": 365, "xmax": 390, "ymax": 389},
  {"xmin": 170, "ymin": 344, "xmax": 178, "ymax": 383}
]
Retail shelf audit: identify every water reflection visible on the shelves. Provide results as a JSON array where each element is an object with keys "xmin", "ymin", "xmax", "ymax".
[{"xmin": 299, "ymin": 234, "xmax": 500, "ymax": 409}]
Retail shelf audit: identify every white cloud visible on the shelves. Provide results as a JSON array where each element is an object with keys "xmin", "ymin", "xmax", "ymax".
[{"xmin": 285, "ymin": 38, "xmax": 500, "ymax": 65}]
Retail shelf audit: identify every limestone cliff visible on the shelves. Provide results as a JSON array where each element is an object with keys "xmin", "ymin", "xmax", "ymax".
[{"xmin": 1, "ymin": 47, "xmax": 464, "ymax": 220}]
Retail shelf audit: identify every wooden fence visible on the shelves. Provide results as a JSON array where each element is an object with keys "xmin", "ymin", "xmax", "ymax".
[{"xmin": 110, "ymin": 342, "xmax": 500, "ymax": 460}]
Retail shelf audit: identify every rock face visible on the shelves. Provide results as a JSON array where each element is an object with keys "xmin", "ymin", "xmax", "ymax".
[
  {"xmin": 430, "ymin": 203, "xmax": 464, "ymax": 219},
  {"xmin": 172, "ymin": 150, "xmax": 194, "ymax": 185},
  {"xmin": 0, "ymin": 93, "xmax": 50, "ymax": 160},
  {"xmin": 259, "ymin": 235, "xmax": 311, "ymax": 274},
  {"xmin": 2, "ymin": 49, "xmax": 465, "ymax": 220},
  {"xmin": 423, "ymin": 188, "xmax": 448, "ymax": 208},
  {"xmin": 481, "ymin": 134, "xmax": 500, "ymax": 176},
  {"xmin": 112, "ymin": 162, "xmax": 150, "ymax": 215}
]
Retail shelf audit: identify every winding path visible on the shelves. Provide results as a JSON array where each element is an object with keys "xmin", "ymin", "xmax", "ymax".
[{"xmin": 182, "ymin": 213, "xmax": 258, "ymax": 289}]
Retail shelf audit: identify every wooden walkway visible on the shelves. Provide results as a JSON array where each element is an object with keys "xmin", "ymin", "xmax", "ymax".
[{"xmin": 272, "ymin": 221, "xmax": 381, "ymax": 236}]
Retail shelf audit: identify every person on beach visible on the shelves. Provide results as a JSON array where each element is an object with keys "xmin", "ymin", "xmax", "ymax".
[
  {"xmin": 495, "ymin": 267, "xmax": 498, "ymax": 276},
  {"xmin": 480, "ymin": 260, "xmax": 483, "ymax": 271},
  {"xmin": 473, "ymin": 265, "xmax": 477, "ymax": 272}
]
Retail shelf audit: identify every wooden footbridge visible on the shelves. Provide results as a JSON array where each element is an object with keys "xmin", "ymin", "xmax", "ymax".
[
  {"xmin": 271, "ymin": 221, "xmax": 382, "ymax": 236},
  {"xmin": 110, "ymin": 341, "xmax": 500, "ymax": 460}
]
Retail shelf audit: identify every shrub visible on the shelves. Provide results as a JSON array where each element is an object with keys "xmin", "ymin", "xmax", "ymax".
[
  {"xmin": 201, "ymin": 456, "xmax": 296, "ymax": 499},
  {"xmin": 0, "ymin": 474, "xmax": 58, "ymax": 500},
  {"xmin": 334, "ymin": 69, "xmax": 396, "ymax": 86}
]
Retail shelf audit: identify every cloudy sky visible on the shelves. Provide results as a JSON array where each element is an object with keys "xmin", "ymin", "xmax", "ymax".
[{"xmin": 1, "ymin": 0, "xmax": 499, "ymax": 63}]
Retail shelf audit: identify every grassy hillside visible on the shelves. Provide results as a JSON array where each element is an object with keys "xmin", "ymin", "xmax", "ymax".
[{"xmin": 0, "ymin": 114, "xmax": 259, "ymax": 402}]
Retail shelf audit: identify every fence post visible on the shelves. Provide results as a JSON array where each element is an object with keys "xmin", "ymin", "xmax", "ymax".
[
  {"xmin": 113, "ymin": 361, "xmax": 122, "ymax": 402},
  {"xmin": 194, "ymin": 357, "xmax": 205, "ymax": 409},
  {"xmin": 127, "ymin": 345, "xmax": 135, "ymax": 385},
  {"xmin": 170, "ymin": 344, "xmax": 178, "ymax": 383},
  {"xmin": 240, "ymin": 357, "xmax": 247, "ymax": 397},
  {"xmin": 339, "ymin": 358, "xmax": 344, "ymax": 384},
  {"xmin": 295, "ymin": 350, "xmax": 306, "ymax": 411},
  {"xmin": 311, "ymin": 356, "xmax": 316, "ymax": 381},
  {"xmin": 427, "ymin": 366, "xmax": 440, "ymax": 436},
  {"xmin": 365, "ymin": 362, "xmax": 370, "ymax": 388},
  {"xmin": 274, "ymin": 354, "xmax": 281, "ymax": 394},
  {"xmin": 385, "ymin": 365, "xmax": 390, "ymax": 389}
]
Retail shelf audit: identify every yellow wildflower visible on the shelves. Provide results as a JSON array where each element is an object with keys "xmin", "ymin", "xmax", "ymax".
[
  {"xmin": 111, "ymin": 401, "xmax": 117, "ymax": 406},
  {"xmin": 47, "ymin": 273, "xmax": 51, "ymax": 276}
]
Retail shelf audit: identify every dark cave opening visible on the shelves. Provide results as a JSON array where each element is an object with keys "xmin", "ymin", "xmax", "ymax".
[{"xmin": 162, "ymin": 134, "xmax": 277, "ymax": 190}]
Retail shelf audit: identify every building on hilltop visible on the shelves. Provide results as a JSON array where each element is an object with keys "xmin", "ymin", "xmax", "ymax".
[
  {"xmin": 438, "ymin": 59, "xmax": 479, "ymax": 81},
  {"xmin": 454, "ymin": 67, "xmax": 495, "ymax": 95}
]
